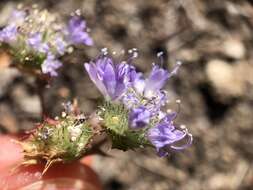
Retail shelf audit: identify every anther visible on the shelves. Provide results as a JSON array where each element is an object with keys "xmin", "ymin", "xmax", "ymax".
[
  {"xmin": 101, "ymin": 47, "xmax": 108, "ymax": 55},
  {"xmin": 180, "ymin": 124, "xmax": 186, "ymax": 129},
  {"xmin": 132, "ymin": 52, "xmax": 138, "ymax": 58},
  {"xmin": 157, "ymin": 51, "xmax": 164, "ymax": 57},
  {"xmin": 128, "ymin": 49, "xmax": 133, "ymax": 54},
  {"xmin": 61, "ymin": 112, "xmax": 67, "ymax": 117},
  {"xmin": 75, "ymin": 9, "xmax": 81, "ymax": 16}
]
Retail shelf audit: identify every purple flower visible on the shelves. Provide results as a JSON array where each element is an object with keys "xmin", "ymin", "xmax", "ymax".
[
  {"xmin": 54, "ymin": 36, "xmax": 67, "ymax": 55},
  {"xmin": 147, "ymin": 117, "xmax": 192, "ymax": 157},
  {"xmin": 130, "ymin": 63, "xmax": 181, "ymax": 98},
  {"xmin": 84, "ymin": 56, "xmax": 131, "ymax": 100},
  {"xmin": 41, "ymin": 54, "xmax": 62, "ymax": 77},
  {"xmin": 129, "ymin": 69, "xmax": 145, "ymax": 95},
  {"xmin": 0, "ymin": 25, "xmax": 17, "ymax": 42},
  {"xmin": 10, "ymin": 10, "xmax": 26, "ymax": 24},
  {"xmin": 27, "ymin": 33, "xmax": 49, "ymax": 53},
  {"xmin": 129, "ymin": 106, "xmax": 151, "ymax": 129},
  {"xmin": 121, "ymin": 92, "xmax": 139, "ymax": 109},
  {"xmin": 144, "ymin": 65, "xmax": 169, "ymax": 98},
  {"xmin": 67, "ymin": 16, "xmax": 93, "ymax": 46}
]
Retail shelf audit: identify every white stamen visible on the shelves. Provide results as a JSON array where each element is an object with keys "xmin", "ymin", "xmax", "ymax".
[
  {"xmin": 68, "ymin": 125, "xmax": 82, "ymax": 142},
  {"xmin": 62, "ymin": 112, "xmax": 67, "ymax": 117},
  {"xmin": 158, "ymin": 112, "xmax": 166, "ymax": 120},
  {"xmin": 176, "ymin": 99, "xmax": 181, "ymax": 104},
  {"xmin": 133, "ymin": 52, "xmax": 138, "ymax": 58},
  {"xmin": 98, "ymin": 116, "xmax": 104, "ymax": 121},
  {"xmin": 180, "ymin": 124, "xmax": 186, "ymax": 129},
  {"xmin": 101, "ymin": 47, "xmax": 108, "ymax": 55},
  {"xmin": 78, "ymin": 143, "xmax": 84, "ymax": 149},
  {"xmin": 166, "ymin": 109, "xmax": 172, "ymax": 113},
  {"xmin": 176, "ymin": 60, "xmax": 182, "ymax": 66},
  {"xmin": 75, "ymin": 9, "xmax": 81, "ymax": 16},
  {"xmin": 67, "ymin": 46, "xmax": 74, "ymax": 53},
  {"xmin": 157, "ymin": 51, "xmax": 164, "ymax": 57}
]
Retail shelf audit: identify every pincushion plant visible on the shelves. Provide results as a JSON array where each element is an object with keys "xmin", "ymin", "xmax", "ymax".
[
  {"xmin": 0, "ymin": 5, "xmax": 192, "ymax": 174},
  {"xmin": 19, "ymin": 50, "xmax": 192, "ymax": 174},
  {"xmin": 0, "ymin": 5, "xmax": 93, "ymax": 77}
]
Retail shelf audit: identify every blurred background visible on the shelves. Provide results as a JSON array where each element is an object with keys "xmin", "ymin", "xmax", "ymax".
[{"xmin": 0, "ymin": 0, "xmax": 253, "ymax": 189}]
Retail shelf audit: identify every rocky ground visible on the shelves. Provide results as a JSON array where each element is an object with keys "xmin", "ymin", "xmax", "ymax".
[{"xmin": 0, "ymin": 0, "xmax": 253, "ymax": 190}]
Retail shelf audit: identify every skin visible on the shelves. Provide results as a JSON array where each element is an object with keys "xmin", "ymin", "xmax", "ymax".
[{"xmin": 0, "ymin": 135, "xmax": 102, "ymax": 190}]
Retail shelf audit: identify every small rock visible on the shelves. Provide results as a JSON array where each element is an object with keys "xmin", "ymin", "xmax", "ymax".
[
  {"xmin": 177, "ymin": 49, "xmax": 200, "ymax": 62},
  {"xmin": 206, "ymin": 60, "xmax": 245, "ymax": 97},
  {"xmin": 11, "ymin": 84, "xmax": 41, "ymax": 117},
  {"xmin": 0, "ymin": 104, "xmax": 19, "ymax": 133},
  {"xmin": 223, "ymin": 38, "xmax": 245, "ymax": 59},
  {"xmin": 0, "ymin": 53, "xmax": 20, "ymax": 97},
  {"xmin": 0, "ymin": 68, "xmax": 20, "ymax": 97}
]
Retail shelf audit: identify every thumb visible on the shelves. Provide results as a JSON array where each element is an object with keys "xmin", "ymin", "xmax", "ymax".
[{"xmin": 0, "ymin": 135, "xmax": 102, "ymax": 190}]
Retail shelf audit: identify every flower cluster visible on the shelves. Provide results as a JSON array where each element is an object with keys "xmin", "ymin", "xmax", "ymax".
[
  {"xmin": 0, "ymin": 6, "xmax": 93, "ymax": 77},
  {"xmin": 85, "ymin": 50, "xmax": 192, "ymax": 156},
  {"xmin": 1, "ymin": 5, "xmax": 194, "ymax": 173}
]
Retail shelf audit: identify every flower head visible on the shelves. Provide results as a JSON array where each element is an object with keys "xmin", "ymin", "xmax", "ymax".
[
  {"xmin": 84, "ymin": 56, "xmax": 131, "ymax": 100},
  {"xmin": 67, "ymin": 16, "xmax": 93, "ymax": 46},
  {"xmin": 54, "ymin": 36, "xmax": 67, "ymax": 55},
  {"xmin": 42, "ymin": 54, "xmax": 62, "ymax": 77},
  {"xmin": 0, "ymin": 25, "xmax": 17, "ymax": 42},
  {"xmin": 85, "ymin": 50, "xmax": 192, "ymax": 156},
  {"xmin": 27, "ymin": 33, "xmax": 49, "ymax": 53},
  {"xmin": 0, "ymin": 7, "xmax": 93, "ymax": 77}
]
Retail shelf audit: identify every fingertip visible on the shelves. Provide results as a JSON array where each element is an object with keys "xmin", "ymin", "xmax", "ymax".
[
  {"xmin": 1, "ymin": 162, "xmax": 102, "ymax": 190},
  {"xmin": 0, "ymin": 135, "xmax": 102, "ymax": 190},
  {"xmin": 0, "ymin": 135, "xmax": 23, "ymax": 171}
]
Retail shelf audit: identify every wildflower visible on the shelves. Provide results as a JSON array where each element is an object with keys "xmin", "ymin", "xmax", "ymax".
[
  {"xmin": 10, "ymin": 9, "xmax": 26, "ymax": 24},
  {"xmin": 27, "ymin": 33, "xmax": 49, "ymax": 53},
  {"xmin": 67, "ymin": 16, "xmax": 93, "ymax": 46},
  {"xmin": 0, "ymin": 6, "xmax": 93, "ymax": 77},
  {"xmin": 121, "ymin": 65, "xmax": 167, "ymax": 118},
  {"xmin": 147, "ymin": 117, "xmax": 192, "ymax": 157},
  {"xmin": 85, "ymin": 50, "xmax": 192, "ymax": 155},
  {"xmin": 143, "ymin": 65, "xmax": 170, "ymax": 98},
  {"xmin": 84, "ymin": 56, "xmax": 131, "ymax": 100},
  {"xmin": 41, "ymin": 54, "xmax": 62, "ymax": 77},
  {"xmin": 129, "ymin": 106, "xmax": 151, "ymax": 129},
  {"xmin": 0, "ymin": 25, "xmax": 17, "ymax": 42},
  {"xmin": 19, "ymin": 103, "xmax": 95, "ymax": 174},
  {"xmin": 54, "ymin": 36, "xmax": 67, "ymax": 55}
]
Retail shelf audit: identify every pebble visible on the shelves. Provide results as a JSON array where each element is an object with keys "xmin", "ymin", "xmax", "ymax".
[
  {"xmin": 206, "ymin": 59, "xmax": 244, "ymax": 96},
  {"xmin": 11, "ymin": 84, "xmax": 42, "ymax": 117},
  {"xmin": 223, "ymin": 38, "xmax": 245, "ymax": 59},
  {"xmin": 0, "ymin": 68, "xmax": 20, "ymax": 97}
]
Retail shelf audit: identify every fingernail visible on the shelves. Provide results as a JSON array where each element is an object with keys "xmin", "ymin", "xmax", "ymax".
[{"xmin": 19, "ymin": 178, "xmax": 98, "ymax": 190}]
